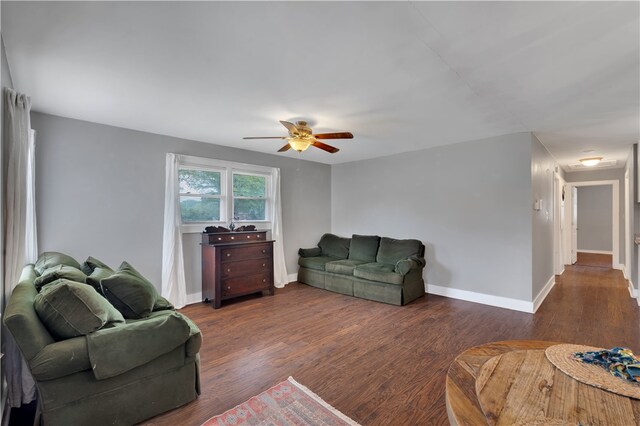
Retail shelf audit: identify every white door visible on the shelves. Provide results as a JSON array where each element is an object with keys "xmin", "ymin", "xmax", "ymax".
[{"xmin": 571, "ymin": 186, "xmax": 578, "ymax": 264}]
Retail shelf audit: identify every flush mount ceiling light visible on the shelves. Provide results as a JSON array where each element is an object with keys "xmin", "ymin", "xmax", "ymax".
[{"xmin": 579, "ymin": 157, "xmax": 603, "ymax": 167}]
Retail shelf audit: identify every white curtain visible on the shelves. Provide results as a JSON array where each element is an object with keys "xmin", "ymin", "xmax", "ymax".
[
  {"xmin": 161, "ymin": 153, "xmax": 187, "ymax": 308},
  {"xmin": 271, "ymin": 168, "xmax": 288, "ymax": 287},
  {"xmin": 3, "ymin": 88, "xmax": 38, "ymax": 407}
]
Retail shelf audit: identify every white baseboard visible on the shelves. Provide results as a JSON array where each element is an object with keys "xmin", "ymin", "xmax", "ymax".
[
  {"xmin": 628, "ymin": 280, "xmax": 638, "ymax": 299},
  {"xmin": 577, "ymin": 249, "xmax": 613, "ymax": 255},
  {"xmin": 533, "ymin": 276, "xmax": 556, "ymax": 313},
  {"xmin": 614, "ymin": 263, "xmax": 624, "ymax": 271},
  {"xmin": 425, "ymin": 284, "xmax": 534, "ymax": 313},
  {"xmin": 288, "ymin": 273, "xmax": 298, "ymax": 283}
]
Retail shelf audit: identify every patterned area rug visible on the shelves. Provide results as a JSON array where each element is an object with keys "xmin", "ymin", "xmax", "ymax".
[{"xmin": 201, "ymin": 377, "xmax": 361, "ymax": 426}]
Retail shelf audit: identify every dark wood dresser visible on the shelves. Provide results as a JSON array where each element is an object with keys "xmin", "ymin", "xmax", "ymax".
[{"xmin": 201, "ymin": 230, "xmax": 274, "ymax": 309}]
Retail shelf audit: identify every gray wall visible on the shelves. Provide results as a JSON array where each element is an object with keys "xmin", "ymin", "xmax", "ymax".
[
  {"xmin": 331, "ymin": 132, "xmax": 534, "ymax": 301},
  {"xmin": 576, "ymin": 185, "xmax": 613, "ymax": 252},
  {"xmin": 565, "ymin": 167, "xmax": 625, "ymax": 263},
  {"xmin": 31, "ymin": 112, "xmax": 332, "ymax": 297},
  {"xmin": 531, "ymin": 134, "xmax": 555, "ymax": 297}
]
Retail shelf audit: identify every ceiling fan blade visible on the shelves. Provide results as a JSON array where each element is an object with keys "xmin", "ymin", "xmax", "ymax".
[
  {"xmin": 277, "ymin": 144, "xmax": 291, "ymax": 152},
  {"xmin": 312, "ymin": 132, "xmax": 354, "ymax": 140},
  {"xmin": 312, "ymin": 141, "xmax": 339, "ymax": 153},
  {"xmin": 242, "ymin": 136, "xmax": 287, "ymax": 140},
  {"xmin": 280, "ymin": 121, "xmax": 298, "ymax": 134}
]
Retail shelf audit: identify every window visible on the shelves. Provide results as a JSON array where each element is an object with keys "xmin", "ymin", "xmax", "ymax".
[
  {"xmin": 233, "ymin": 173, "xmax": 267, "ymax": 221},
  {"xmin": 176, "ymin": 156, "xmax": 272, "ymax": 228},
  {"xmin": 179, "ymin": 168, "xmax": 223, "ymax": 222}
]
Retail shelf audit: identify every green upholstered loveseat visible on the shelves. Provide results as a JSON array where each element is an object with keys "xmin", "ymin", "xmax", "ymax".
[
  {"xmin": 4, "ymin": 256, "xmax": 201, "ymax": 426},
  {"xmin": 298, "ymin": 234, "xmax": 426, "ymax": 305}
]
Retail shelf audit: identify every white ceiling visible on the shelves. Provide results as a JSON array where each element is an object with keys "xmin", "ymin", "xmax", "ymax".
[{"xmin": 2, "ymin": 1, "xmax": 638, "ymax": 168}]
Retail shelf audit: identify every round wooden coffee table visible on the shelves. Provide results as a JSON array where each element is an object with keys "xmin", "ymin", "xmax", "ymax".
[{"xmin": 445, "ymin": 340, "xmax": 640, "ymax": 425}]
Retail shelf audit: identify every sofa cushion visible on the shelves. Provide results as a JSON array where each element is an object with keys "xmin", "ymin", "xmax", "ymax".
[
  {"xmin": 318, "ymin": 233, "xmax": 350, "ymax": 259},
  {"xmin": 33, "ymin": 265, "xmax": 87, "ymax": 292},
  {"xmin": 353, "ymin": 263, "xmax": 404, "ymax": 285},
  {"xmin": 34, "ymin": 252, "xmax": 82, "ymax": 276},
  {"xmin": 298, "ymin": 256, "xmax": 337, "ymax": 271},
  {"xmin": 100, "ymin": 262, "xmax": 161, "ymax": 319},
  {"xmin": 34, "ymin": 279, "xmax": 125, "ymax": 340},
  {"xmin": 80, "ymin": 256, "xmax": 113, "ymax": 276},
  {"xmin": 85, "ymin": 267, "xmax": 115, "ymax": 294},
  {"xmin": 376, "ymin": 237, "xmax": 422, "ymax": 265},
  {"xmin": 348, "ymin": 235, "xmax": 380, "ymax": 263},
  {"xmin": 326, "ymin": 259, "xmax": 366, "ymax": 275}
]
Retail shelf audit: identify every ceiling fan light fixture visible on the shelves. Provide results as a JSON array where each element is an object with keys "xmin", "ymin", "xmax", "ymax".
[
  {"xmin": 579, "ymin": 156, "xmax": 603, "ymax": 167},
  {"xmin": 288, "ymin": 137, "xmax": 312, "ymax": 152}
]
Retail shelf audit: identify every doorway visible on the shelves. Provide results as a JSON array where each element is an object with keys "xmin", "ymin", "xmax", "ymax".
[{"xmin": 564, "ymin": 180, "xmax": 620, "ymax": 270}]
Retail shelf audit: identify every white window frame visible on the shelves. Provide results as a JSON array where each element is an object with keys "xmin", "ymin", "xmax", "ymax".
[
  {"xmin": 232, "ymin": 169, "xmax": 270, "ymax": 223},
  {"xmin": 177, "ymin": 155, "xmax": 274, "ymax": 233},
  {"xmin": 178, "ymin": 165, "xmax": 226, "ymax": 224}
]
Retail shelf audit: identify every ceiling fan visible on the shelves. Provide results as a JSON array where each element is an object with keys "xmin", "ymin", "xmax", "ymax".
[{"xmin": 243, "ymin": 120, "xmax": 353, "ymax": 153}]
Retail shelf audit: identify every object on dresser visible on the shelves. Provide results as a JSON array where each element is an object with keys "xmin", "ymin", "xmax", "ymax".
[
  {"xmin": 201, "ymin": 230, "xmax": 274, "ymax": 308},
  {"xmin": 235, "ymin": 225, "xmax": 256, "ymax": 232},
  {"xmin": 204, "ymin": 225, "xmax": 230, "ymax": 233}
]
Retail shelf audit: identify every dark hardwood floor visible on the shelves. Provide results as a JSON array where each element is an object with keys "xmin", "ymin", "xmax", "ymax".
[
  {"xmin": 143, "ymin": 260, "xmax": 640, "ymax": 425},
  {"xmin": 575, "ymin": 251, "xmax": 613, "ymax": 268}
]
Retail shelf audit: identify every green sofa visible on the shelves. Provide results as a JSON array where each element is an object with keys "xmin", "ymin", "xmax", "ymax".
[
  {"xmin": 4, "ymin": 254, "xmax": 202, "ymax": 426},
  {"xmin": 298, "ymin": 234, "xmax": 426, "ymax": 305}
]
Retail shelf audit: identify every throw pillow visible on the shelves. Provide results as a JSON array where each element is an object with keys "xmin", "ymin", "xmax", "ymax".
[
  {"xmin": 34, "ymin": 251, "xmax": 82, "ymax": 276},
  {"xmin": 154, "ymin": 296, "xmax": 174, "ymax": 312},
  {"xmin": 81, "ymin": 256, "xmax": 113, "ymax": 276},
  {"xmin": 34, "ymin": 279, "xmax": 125, "ymax": 340},
  {"xmin": 100, "ymin": 262, "xmax": 161, "ymax": 319},
  {"xmin": 85, "ymin": 267, "xmax": 115, "ymax": 294},
  {"xmin": 33, "ymin": 265, "xmax": 87, "ymax": 292}
]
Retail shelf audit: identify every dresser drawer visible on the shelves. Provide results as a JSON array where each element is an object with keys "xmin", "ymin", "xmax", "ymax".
[
  {"xmin": 221, "ymin": 273, "xmax": 272, "ymax": 297},
  {"xmin": 221, "ymin": 258, "xmax": 272, "ymax": 278},
  {"xmin": 221, "ymin": 243, "xmax": 272, "ymax": 262},
  {"xmin": 203, "ymin": 231, "xmax": 267, "ymax": 244}
]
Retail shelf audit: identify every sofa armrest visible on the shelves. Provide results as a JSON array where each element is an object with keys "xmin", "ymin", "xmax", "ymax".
[
  {"xmin": 87, "ymin": 312, "xmax": 192, "ymax": 380},
  {"xmin": 298, "ymin": 247, "xmax": 321, "ymax": 257},
  {"xmin": 30, "ymin": 336, "xmax": 91, "ymax": 381},
  {"xmin": 395, "ymin": 256, "xmax": 426, "ymax": 276},
  {"xmin": 180, "ymin": 313, "xmax": 202, "ymax": 357}
]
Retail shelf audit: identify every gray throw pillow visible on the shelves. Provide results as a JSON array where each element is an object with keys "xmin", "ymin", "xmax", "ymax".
[
  {"xmin": 34, "ymin": 265, "xmax": 87, "ymax": 292},
  {"xmin": 34, "ymin": 279, "xmax": 125, "ymax": 340}
]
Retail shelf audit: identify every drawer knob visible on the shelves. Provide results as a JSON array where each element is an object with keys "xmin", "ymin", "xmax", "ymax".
[
  {"xmin": 217, "ymin": 237, "xmax": 222, "ymax": 241},
  {"xmin": 262, "ymin": 278, "xmax": 267, "ymax": 282},
  {"xmin": 227, "ymin": 268, "xmax": 231, "ymax": 272},
  {"xmin": 262, "ymin": 249, "xmax": 266, "ymax": 253},
  {"xmin": 262, "ymin": 263, "xmax": 266, "ymax": 267},
  {"xmin": 226, "ymin": 253, "xmax": 231, "ymax": 257},
  {"xmin": 247, "ymin": 235, "xmax": 251, "ymax": 239},
  {"xmin": 227, "ymin": 286, "xmax": 231, "ymax": 290},
  {"xmin": 230, "ymin": 236, "xmax": 235, "ymax": 240},
  {"xmin": 257, "ymin": 235, "xmax": 261, "ymax": 238}
]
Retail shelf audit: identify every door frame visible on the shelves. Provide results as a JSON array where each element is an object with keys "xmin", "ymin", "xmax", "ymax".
[
  {"xmin": 553, "ymin": 172, "xmax": 566, "ymax": 275},
  {"xmin": 566, "ymin": 180, "xmax": 620, "ymax": 269},
  {"xmin": 624, "ymin": 170, "xmax": 631, "ymax": 279}
]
